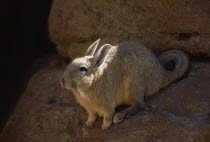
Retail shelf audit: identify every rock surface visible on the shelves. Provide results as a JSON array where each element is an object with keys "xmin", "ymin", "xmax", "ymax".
[
  {"xmin": 0, "ymin": 54, "xmax": 210, "ymax": 142},
  {"xmin": 48, "ymin": 0, "xmax": 210, "ymax": 57}
]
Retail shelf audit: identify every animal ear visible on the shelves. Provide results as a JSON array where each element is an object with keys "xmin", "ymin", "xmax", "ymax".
[
  {"xmin": 93, "ymin": 44, "xmax": 112, "ymax": 67},
  {"xmin": 85, "ymin": 39, "xmax": 100, "ymax": 56}
]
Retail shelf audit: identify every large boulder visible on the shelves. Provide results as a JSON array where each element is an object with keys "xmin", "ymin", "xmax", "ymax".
[
  {"xmin": 48, "ymin": 0, "xmax": 210, "ymax": 58},
  {"xmin": 1, "ymin": 55, "xmax": 210, "ymax": 142}
]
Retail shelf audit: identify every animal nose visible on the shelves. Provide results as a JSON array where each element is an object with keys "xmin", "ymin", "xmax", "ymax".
[{"xmin": 60, "ymin": 77, "xmax": 65, "ymax": 87}]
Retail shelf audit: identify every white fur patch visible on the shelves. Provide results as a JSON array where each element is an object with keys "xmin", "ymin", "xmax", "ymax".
[{"xmin": 76, "ymin": 86, "xmax": 90, "ymax": 103}]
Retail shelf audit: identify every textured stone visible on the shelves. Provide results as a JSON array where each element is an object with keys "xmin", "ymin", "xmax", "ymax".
[
  {"xmin": 1, "ymin": 55, "xmax": 210, "ymax": 142},
  {"xmin": 48, "ymin": 0, "xmax": 210, "ymax": 57}
]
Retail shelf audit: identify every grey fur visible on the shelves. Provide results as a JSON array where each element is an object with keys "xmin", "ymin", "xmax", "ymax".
[{"xmin": 60, "ymin": 39, "xmax": 189, "ymax": 129}]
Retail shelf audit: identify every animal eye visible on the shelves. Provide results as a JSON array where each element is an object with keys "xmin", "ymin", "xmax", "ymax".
[{"xmin": 79, "ymin": 67, "xmax": 88, "ymax": 72}]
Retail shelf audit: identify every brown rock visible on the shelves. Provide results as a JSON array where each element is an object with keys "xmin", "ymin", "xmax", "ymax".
[
  {"xmin": 48, "ymin": 0, "xmax": 210, "ymax": 58},
  {"xmin": 1, "ymin": 55, "xmax": 210, "ymax": 142}
]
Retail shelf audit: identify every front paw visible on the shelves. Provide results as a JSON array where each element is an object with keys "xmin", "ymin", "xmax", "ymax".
[
  {"xmin": 86, "ymin": 120, "xmax": 94, "ymax": 127},
  {"xmin": 101, "ymin": 123, "xmax": 111, "ymax": 130}
]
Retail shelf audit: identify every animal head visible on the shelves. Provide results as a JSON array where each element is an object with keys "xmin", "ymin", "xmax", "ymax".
[{"xmin": 60, "ymin": 39, "xmax": 112, "ymax": 91}]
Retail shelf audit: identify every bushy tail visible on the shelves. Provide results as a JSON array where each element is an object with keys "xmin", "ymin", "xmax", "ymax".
[{"xmin": 159, "ymin": 50, "xmax": 189, "ymax": 87}]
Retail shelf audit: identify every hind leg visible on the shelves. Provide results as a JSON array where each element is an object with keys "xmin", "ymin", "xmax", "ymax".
[{"xmin": 113, "ymin": 81, "xmax": 145, "ymax": 124}]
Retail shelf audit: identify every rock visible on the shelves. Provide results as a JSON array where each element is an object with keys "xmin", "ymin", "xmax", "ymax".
[
  {"xmin": 48, "ymin": 0, "xmax": 210, "ymax": 58},
  {"xmin": 1, "ymin": 55, "xmax": 210, "ymax": 142}
]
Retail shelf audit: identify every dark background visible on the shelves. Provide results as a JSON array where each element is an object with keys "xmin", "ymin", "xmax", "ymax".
[{"xmin": 0, "ymin": 0, "xmax": 54, "ymax": 129}]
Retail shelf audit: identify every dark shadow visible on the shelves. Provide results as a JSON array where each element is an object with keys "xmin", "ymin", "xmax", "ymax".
[{"xmin": 0, "ymin": 0, "xmax": 55, "ymax": 130}]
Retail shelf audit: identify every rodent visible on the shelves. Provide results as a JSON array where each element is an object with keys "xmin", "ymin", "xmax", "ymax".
[{"xmin": 60, "ymin": 39, "xmax": 189, "ymax": 129}]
